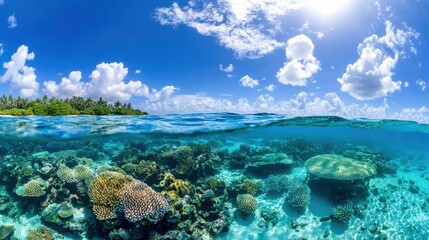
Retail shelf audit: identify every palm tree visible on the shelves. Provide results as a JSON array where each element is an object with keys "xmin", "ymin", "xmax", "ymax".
[{"xmin": 8, "ymin": 95, "xmax": 15, "ymax": 109}]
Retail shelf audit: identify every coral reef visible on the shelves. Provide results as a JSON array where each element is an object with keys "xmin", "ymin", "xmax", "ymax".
[
  {"xmin": 0, "ymin": 225, "xmax": 14, "ymax": 240},
  {"xmin": 27, "ymin": 226, "xmax": 53, "ymax": 240},
  {"xmin": 17, "ymin": 179, "xmax": 46, "ymax": 197},
  {"xmin": 236, "ymin": 194, "xmax": 258, "ymax": 214},
  {"xmin": 88, "ymin": 171, "xmax": 132, "ymax": 220},
  {"xmin": 263, "ymin": 174, "xmax": 289, "ymax": 193},
  {"xmin": 286, "ymin": 182, "xmax": 311, "ymax": 208},
  {"xmin": 305, "ymin": 154, "xmax": 377, "ymax": 180},
  {"xmin": 56, "ymin": 164, "xmax": 78, "ymax": 183},
  {"xmin": 119, "ymin": 180, "xmax": 169, "ymax": 222},
  {"xmin": 332, "ymin": 203, "xmax": 354, "ymax": 223}
]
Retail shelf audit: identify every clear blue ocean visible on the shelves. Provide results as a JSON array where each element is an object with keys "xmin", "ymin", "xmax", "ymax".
[{"xmin": 0, "ymin": 114, "xmax": 428, "ymax": 239}]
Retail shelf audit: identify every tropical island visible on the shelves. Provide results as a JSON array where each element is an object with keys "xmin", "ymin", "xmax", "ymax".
[{"xmin": 0, "ymin": 95, "xmax": 148, "ymax": 116}]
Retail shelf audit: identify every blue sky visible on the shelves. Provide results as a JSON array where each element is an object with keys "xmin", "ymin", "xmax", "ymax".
[{"xmin": 0, "ymin": 0, "xmax": 428, "ymax": 121}]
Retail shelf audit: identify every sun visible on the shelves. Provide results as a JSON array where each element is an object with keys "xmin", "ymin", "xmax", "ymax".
[{"xmin": 305, "ymin": 0, "xmax": 351, "ymax": 18}]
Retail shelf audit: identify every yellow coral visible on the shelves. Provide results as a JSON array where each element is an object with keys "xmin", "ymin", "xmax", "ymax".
[
  {"xmin": 236, "ymin": 194, "xmax": 258, "ymax": 214},
  {"xmin": 241, "ymin": 179, "xmax": 259, "ymax": 196},
  {"xmin": 160, "ymin": 173, "xmax": 176, "ymax": 188},
  {"xmin": 22, "ymin": 180, "xmax": 45, "ymax": 197},
  {"xmin": 88, "ymin": 171, "xmax": 133, "ymax": 220},
  {"xmin": 56, "ymin": 164, "xmax": 77, "ymax": 183},
  {"xmin": 74, "ymin": 165, "xmax": 94, "ymax": 182},
  {"xmin": 27, "ymin": 226, "xmax": 53, "ymax": 240},
  {"xmin": 168, "ymin": 179, "xmax": 194, "ymax": 198}
]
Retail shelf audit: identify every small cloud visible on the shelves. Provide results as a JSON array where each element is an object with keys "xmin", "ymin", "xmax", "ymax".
[
  {"xmin": 404, "ymin": 81, "xmax": 409, "ymax": 88},
  {"xmin": 316, "ymin": 32, "xmax": 324, "ymax": 39},
  {"xmin": 0, "ymin": 43, "xmax": 4, "ymax": 56},
  {"xmin": 135, "ymin": 69, "xmax": 141, "ymax": 74},
  {"xmin": 227, "ymin": 74, "xmax": 234, "ymax": 78},
  {"xmin": 265, "ymin": 84, "xmax": 276, "ymax": 92},
  {"xmin": 221, "ymin": 93, "xmax": 233, "ymax": 97},
  {"xmin": 416, "ymin": 79, "xmax": 426, "ymax": 91},
  {"xmin": 240, "ymin": 75, "xmax": 259, "ymax": 88},
  {"xmin": 0, "ymin": 0, "xmax": 4, "ymax": 6},
  {"xmin": 8, "ymin": 14, "xmax": 17, "ymax": 29},
  {"xmin": 219, "ymin": 63, "xmax": 234, "ymax": 73}
]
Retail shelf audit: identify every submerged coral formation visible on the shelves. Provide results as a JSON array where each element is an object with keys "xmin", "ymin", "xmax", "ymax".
[
  {"xmin": 305, "ymin": 154, "xmax": 377, "ymax": 180},
  {"xmin": 332, "ymin": 203, "xmax": 354, "ymax": 223},
  {"xmin": 287, "ymin": 182, "xmax": 311, "ymax": 208},
  {"xmin": 236, "ymin": 194, "xmax": 258, "ymax": 214},
  {"xmin": 119, "ymin": 180, "xmax": 169, "ymax": 222}
]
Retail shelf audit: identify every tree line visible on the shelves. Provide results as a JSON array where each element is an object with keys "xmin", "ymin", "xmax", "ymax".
[{"xmin": 0, "ymin": 95, "xmax": 148, "ymax": 116}]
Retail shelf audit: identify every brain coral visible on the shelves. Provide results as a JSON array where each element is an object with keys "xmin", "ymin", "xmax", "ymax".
[
  {"xmin": 305, "ymin": 154, "xmax": 376, "ymax": 180},
  {"xmin": 88, "ymin": 171, "xmax": 132, "ymax": 220},
  {"xmin": 119, "ymin": 180, "xmax": 169, "ymax": 222},
  {"xmin": 236, "ymin": 194, "xmax": 258, "ymax": 214},
  {"xmin": 22, "ymin": 180, "xmax": 46, "ymax": 197},
  {"xmin": 287, "ymin": 183, "xmax": 311, "ymax": 208}
]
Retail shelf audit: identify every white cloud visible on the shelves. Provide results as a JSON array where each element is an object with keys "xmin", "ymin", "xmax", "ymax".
[
  {"xmin": 338, "ymin": 21, "xmax": 418, "ymax": 100},
  {"xmin": 155, "ymin": 1, "xmax": 306, "ymax": 58},
  {"xmin": 276, "ymin": 34, "xmax": 320, "ymax": 86},
  {"xmin": 0, "ymin": 0, "xmax": 4, "ymax": 6},
  {"xmin": 416, "ymin": 79, "xmax": 426, "ymax": 91},
  {"xmin": 8, "ymin": 14, "xmax": 17, "ymax": 29},
  {"xmin": 1, "ymin": 45, "xmax": 39, "ymax": 98},
  {"xmin": 404, "ymin": 81, "xmax": 409, "ymax": 88},
  {"xmin": 43, "ymin": 71, "xmax": 85, "ymax": 98},
  {"xmin": 219, "ymin": 63, "xmax": 234, "ymax": 73},
  {"xmin": 135, "ymin": 69, "xmax": 141, "ymax": 74},
  {"xmin": 41, "ymin": 62, "xmax": 177, "ymax": 102},
  {"xmin": 0, "ymin": 43, "xmax": 4, "ymax": 56},
  {"xmin": 240, "ymin": 75, "xmax": 259, "ymax": 88},
  {"xmin": 392, "ymin": 106, "xmax": 429, "ymax": 124},
  {"xmin": 316, "ymin": 32, "xmax": 324, "ymax": 39},
  {"xmin": 265, "ymin": 84, "xmax": 276, "ymax": 92}
]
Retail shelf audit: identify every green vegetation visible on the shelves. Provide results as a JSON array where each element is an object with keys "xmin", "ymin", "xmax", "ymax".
[{"xmin": 0, "ymin": 95, "xmax": 148, "ymax": 116}]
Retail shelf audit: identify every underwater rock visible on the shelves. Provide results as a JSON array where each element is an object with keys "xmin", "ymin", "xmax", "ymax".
[
  {"xmin": 246, "ymin": 153, "xmax": 293, "ymax": 176},
  {"xmin": 0, "ymin": 225, "xmax": 14, "ymax": 240},
  {"xmin": 305, "ymin": 154, "xmax": 377, "ymax": 180},
  {"xmin": 259, "ymin": 210, "xmax": 279, "ymax": 228}
]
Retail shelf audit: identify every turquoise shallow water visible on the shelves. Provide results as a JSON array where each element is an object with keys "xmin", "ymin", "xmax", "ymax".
[{"xmin": 0, "ymin": 114, "xmax": 428, "ymax": 239}]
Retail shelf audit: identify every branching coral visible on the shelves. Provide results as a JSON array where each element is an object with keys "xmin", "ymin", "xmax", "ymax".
[
  {"xmin": 263, "ymin": 174, "xmax": 289, "ymax": 193},
  {"xmin": 241, "ymin": 179, "xmax": 260, "ymax": 196},
  {"xmin": 27, "ymin": 226, "xmax": 53, "ymax": 240},
  {"xmin": 332, "ymin": 203, "xmax": 354, "ymax": 223},
  {"xmin": 73, "ymin": 165, "xmax": 94, "ymax": 182},
  {"xmin": 286, "ymin": 182, "xmax": 311, "ymax": 208},
  {"xmin": 56, "ymin": 164, "xmax": 78, "ymax": 183},
  {"xmin": 88, "ymin": 171, "xmax": 132, "ymax": 220},
  {"xmin": 119, "ymin": 180, "xmax": 169, "ymax": 222},
  {"xmin": 21, "ymin": 180, "xmax": 46, "ymax": 197},
  {"xmin": 236, "ymin": 194, "xmax": 258, "ymax": 214}
]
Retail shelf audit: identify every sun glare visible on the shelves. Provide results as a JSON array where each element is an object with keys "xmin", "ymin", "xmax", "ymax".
[{"xmin": 306, "ymin": 0, "xmax": 351, "ymax": 18}]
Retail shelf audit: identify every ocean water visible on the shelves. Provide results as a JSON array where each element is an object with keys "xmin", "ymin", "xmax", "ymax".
[{"xmin": 0, "ymin": 113, "xmax": 428, "ymax": 239}]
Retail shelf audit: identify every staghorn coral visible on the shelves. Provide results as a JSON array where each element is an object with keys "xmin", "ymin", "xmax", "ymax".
[
  {"xmin": 20, "ymin": 180, "xmax": 46, "ymax": 197},
  {"xmin": 56, "ymin": 164, "xmax": 78, "ymax": 183},
  {"xmin": 27, "ymin": 226, "xmax": 53, "ymax": 240},
  {"xmin": 119, "ymin": 180, "xmax": 169, "ymax": 222},
  {"xmin": 305, "ymin": 154, "xmax": 376, "ymax": 180},
  {"xmin": 287, "ymin": 182, "xmax": 311, "ymax": 208},
  {"xmin": 88, "ymin": 171, "xmax": 133, "ymax": 220},
  {"xmin": 332, "ymin": 203, "xmax": 354, "ymax": 223},
  {"xmin": 236, "ymin": 194, "xmax": 258, "ymax": 214}
]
